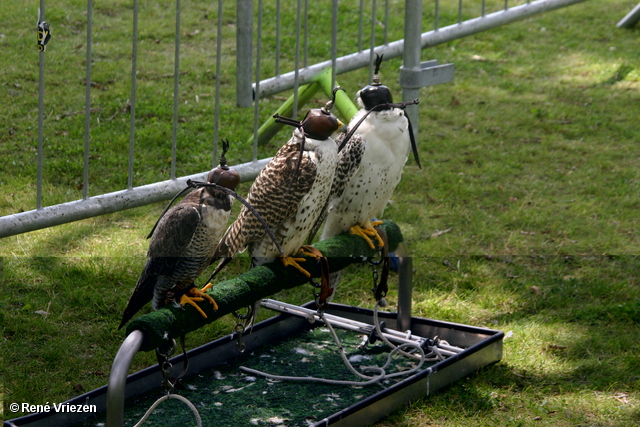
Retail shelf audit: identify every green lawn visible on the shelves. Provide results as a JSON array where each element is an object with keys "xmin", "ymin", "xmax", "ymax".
[{"xmin": 2, "ymin": 0, "xmax": 639, "ymax": 426}]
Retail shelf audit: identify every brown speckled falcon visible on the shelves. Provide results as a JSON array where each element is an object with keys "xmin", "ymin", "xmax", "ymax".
[
  {"xmin": 210, "ymin": 101, "xmax": 342, "ymax": 328},
  {"xmin": 213, "ymin": 102, "xmax": 342, "ymax": 273},
  {"xmin": 118, "ymin": 142, "xmax": 240, "ymax": 330}
]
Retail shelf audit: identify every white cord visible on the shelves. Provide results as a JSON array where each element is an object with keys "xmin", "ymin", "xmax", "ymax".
[
  {"xmin": 133, "ymin": 393, "xmax": 202, "ymax": 427},
  {"xmin": 240, "ymin": 310, "xmax": 427, "ymax": 386},
  {"xmin": 373, "ymin": 301, "xmax": 450, "ymax": 363}
]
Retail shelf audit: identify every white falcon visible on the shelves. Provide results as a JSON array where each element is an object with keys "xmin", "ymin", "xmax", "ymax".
[{"xmin": 320, "ymin": 54, "xmax": 421, "ymax": 249}]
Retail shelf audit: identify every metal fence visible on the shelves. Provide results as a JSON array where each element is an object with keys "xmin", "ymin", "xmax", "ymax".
[{"xmin": 0, "ymin": 0, "xmax": 587, "ymax": 239}]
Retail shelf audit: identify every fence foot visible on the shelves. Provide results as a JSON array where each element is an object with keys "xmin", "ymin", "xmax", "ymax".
[{"xmin": 617, "ymin": 3, "xmax": 640, "ymax": 28}]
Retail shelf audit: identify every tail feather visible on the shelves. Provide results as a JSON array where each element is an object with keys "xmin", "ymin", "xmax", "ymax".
[
  {"xmin": 118, "ymin": 260, "xmax": 156, "ymax": 330},
  {"xmin": 118, "ymin": 282, "xmax": 153, "ymax": 329}
]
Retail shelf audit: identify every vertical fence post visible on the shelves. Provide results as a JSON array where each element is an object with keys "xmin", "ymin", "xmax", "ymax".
[
  {"xmin": 212, "ymin": 0, "xmax": 224, "ymax": 167},
  {"xmin": 83, "ymin": 0, "xmax": 93, "ymax": 200},
  {"xmin": 37, "ymin": 0, "xmax": 46, "ymax": 210},
  {"xmin": 275, "ymin": 0, "xmax": 281, "ymax": 76},
  {"xmin": 331, "ymin": 0, "xmax": 338, "ymax": 89},
  {"xmin": 402, "ymin": 0, "xmax": 422, "ymax": 142},
  {"xmin": 128, "ymin": 0, "xmax": 139, "ymax": 190},
  {"xmin": 292, "ymin": 0, "xmax": 303, "ymax": 119},
  {"xmin": 252, "ymin": 0, "xmax": 263, "ymax": 160},
  {"xmin": 236, "ymin": 0, "xmax": 253, "ymax": 108},
  {"xmin": 368, "ymin": 0, "xmax": 377, "ymax": 83},
  {"xmin": 171, "ymin": 0, "xmax": 182, "ymax": 180},
  {"xmin": 303, "ymin": 0, "xmax": 309, "ymax": 67}
]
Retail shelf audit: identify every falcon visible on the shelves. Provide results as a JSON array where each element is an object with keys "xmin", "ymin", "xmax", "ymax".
[
  {"xmin": 211, "ymin": 97, "xmax": 342, "ymax": 323},
  {"xmin": 118, "ymin": 141, "xmax": 240, "ymax": 330},
  {"xmin": 320, "ymin": 54, "xmax": 421, "ymax": 249}
]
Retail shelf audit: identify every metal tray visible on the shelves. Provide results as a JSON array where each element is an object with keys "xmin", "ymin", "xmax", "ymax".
[{"xmin": 4, "ymin": 302, "xmax": 503, "ymax": 427}]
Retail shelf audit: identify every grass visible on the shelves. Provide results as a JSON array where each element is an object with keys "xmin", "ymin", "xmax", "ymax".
[{"xmin": 2, "ymin": 0, "xmax": 640, "ymax": 425}]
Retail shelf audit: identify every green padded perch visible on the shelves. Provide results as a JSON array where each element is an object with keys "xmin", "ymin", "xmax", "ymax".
[{"xmin": 126, "ymin": 220, "xmax": 403, "ymax": 351}]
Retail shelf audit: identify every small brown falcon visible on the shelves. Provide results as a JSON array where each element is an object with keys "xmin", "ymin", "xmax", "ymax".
[{"xmin": 118, "ymin": 142, "xmax": 240, "ymax": 330}]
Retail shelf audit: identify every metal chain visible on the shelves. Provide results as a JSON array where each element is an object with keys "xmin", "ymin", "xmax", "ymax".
[
  {"xmin": 155, "ymin": 339, "xmax": 176, "ymax": 393},
  {"xmin": 235, "ymin": 323, "xmax": 247, "ymax": 353}
]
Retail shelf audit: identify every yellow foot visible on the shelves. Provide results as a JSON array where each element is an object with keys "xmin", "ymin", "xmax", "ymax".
[
  {"xmin": 281, "ymin": 255, "xmax": 311, "ymax": 278},
  {"xmin": 179, "ymin": 283, "xmax": 218, "ymax": 319},
  {"xmin": 350, "ymin": 221, "xmax": 385, "ymax": 250},
  {"xmin": 298, "ymin": 245, "xmax": 324, "ymax": 260}
]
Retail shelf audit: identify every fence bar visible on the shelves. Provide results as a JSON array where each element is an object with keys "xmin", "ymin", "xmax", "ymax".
[
  {"xmin": 128, "ymin": 0, "xmax": 139, "ymax": 190},
  {"xmin": 303, "ymin": 0, "xmax": 309, "ymax": 67},
  {"xmin": 236, "ymin": 0, "xmax": 253, "ymax": 107},
  {"xmin": 275, "ymin": 0, "xmax": 281, "ymax": 76},
  {"xmin": 331, "ymin": 0, "xmax": 338, "ymax": 89},
  {"xmin": 0, "ymin": 159, "xmax": 270, "ymax": 239},
  {"xmin": 369, "ymin": 0, "xmax": 377, "ymax": 83},
  {"xmin": 420, "ymin": 0, "xmax": 587, "ymax": 46},
  {"xmin": 358, "ymin": 0, "xmax": 364, "ymax": 52},
  {"xmin": 171, "ymin": 0, "xmax": 182, "ymax": 180},
  {"xmin": 212, "ymin": 0, "xmax": 224, "ymax": 167},
  {"xmin": 252, "ymin": 0, "xmax": 263, "ymax": 160},
  {"xmin": 253, "ymin": 0, "xmax": 586, "ymax": 99},
  {"xmin": 5, "ymin": 0, "xmax": 589, "ymax": 237},
  {"xmin": 37, "ymin": 1, "xmax": 46, "ymax": 210},
  {"xmin": 83, "ymin": 0, "xmax": 93, "ymax": 200},
  {"xmin": 292, "ymin": 0, "xmax": 302, "ymax": 118},
  {"xmin": 384, "ymin": 0, "xmax": 390, "ymax": 45}
]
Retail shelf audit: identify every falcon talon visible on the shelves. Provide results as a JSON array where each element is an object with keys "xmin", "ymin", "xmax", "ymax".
[
  {"xmin": 179, "ymin": 294, "xmax": 208, "ymax": 319},
  {"xmin": 282, "ymin": 256, "xmax": 312, "ymax": 278},
  {"xmin": 349, "ymin": 224, "xmax": 384, "ymax": 250},
  {"xmin": 199, "ymin": 283, "xmax": 219, "ymax": 311},
  {"xmin": 180, "ymin": 284, "xmax": 218, "ymax": 316}
]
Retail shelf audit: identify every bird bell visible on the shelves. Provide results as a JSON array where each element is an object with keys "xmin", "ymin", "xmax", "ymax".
[
  {"xmin": 208, "ymin": 139, "xmax": 240, "ymax": 190},
  {"xmin": 359, "ymin": 54, "xmax": 394, "ymax": 111}
]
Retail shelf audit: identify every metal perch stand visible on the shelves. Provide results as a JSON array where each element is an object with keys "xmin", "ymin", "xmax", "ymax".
[{"xmin": 107, "ymin": 220, "xmax": 409, "ymax": 427}]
